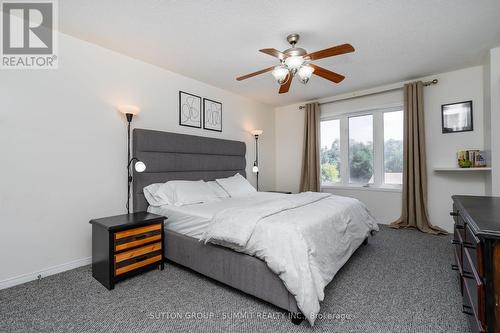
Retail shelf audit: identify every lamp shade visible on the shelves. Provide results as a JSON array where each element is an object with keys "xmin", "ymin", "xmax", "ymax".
[
  {"xmin": 271, "ymin": 65, "xmax": 289, "ymax": 84},
  {"xmin": 251, "ymin": 129, "xmax": 263, "ymax": 136},
  {"xmin": 284, "ymin": 55, "xmax": 304, "ymax": 74},
  {"xmin": 118, "ymin": 105, "xmax": 140, "ymax": 115},
  {"xmin": 134, "ymin": 161, "xmax": 146, "ymax": 172},
  {"xmin": 297, "ymin": 65, "xmax": 314, "ymax": 84}
]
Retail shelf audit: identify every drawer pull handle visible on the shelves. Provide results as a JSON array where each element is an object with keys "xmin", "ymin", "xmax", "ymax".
[
  {"xmin": 451, "ymin": 240, "xmax": 460, "ymax": 245},
  {"xmin": 451, "ymin": 264, "xmax": 459, "ymax": 271},
  {"xmin": 455, "ymin": 225, "xmax": 464, "ymax": 230},
  {"xmin": 462, "ymin": 305, "xmax": 473, "ymax": 316},
  {"xmin": 450, "ymin": 212, "xmax": 459, "ymax": 216},
  {"xmin": 463, "ymin": 271, "xmax": 474, "ymax": 279},
  {"xmin": 134, "ymin": 234, "xmax": 148, "ymax": 240},
  {"xmin": 463, "ymin": 242, "xmax": 476, "ymax": 249}
]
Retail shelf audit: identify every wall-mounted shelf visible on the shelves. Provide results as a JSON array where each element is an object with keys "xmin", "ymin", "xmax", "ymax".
[{"xmin": 434, "ymin": 167, "xmax": 491, "ymax": 172}]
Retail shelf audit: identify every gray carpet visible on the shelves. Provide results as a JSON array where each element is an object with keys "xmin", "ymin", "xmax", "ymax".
[{"xmin": 0, "ymin": 226, "xmax": 470, "ymax": 333}]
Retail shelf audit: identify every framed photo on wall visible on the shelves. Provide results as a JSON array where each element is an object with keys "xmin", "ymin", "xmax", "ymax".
[
  {"xmin": 203, "ymin": 98, "xmax": 222, "ymax": 132},
  {"xmin": 441, "ymin": 100, "xmax": 473, "ymax": 134},
  {"xmin": 179, "ymin": 91, "xmax": 202, "ymax": 128}
]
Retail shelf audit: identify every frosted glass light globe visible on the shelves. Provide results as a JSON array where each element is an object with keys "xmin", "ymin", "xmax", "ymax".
[
  {"xmin": 271, "ymin": 65, "xmax": 289, "ymax": 84},
  {"xmin": 134, "ymin": 161, "xmax": 146, "ymax": 172},
  {"xmin": 297, "ymin": 65, "xmax": 314, "ymax": 84},
  {"xmin": 284, "ymin": 56, "xmax": 305, "ymax": 74}
]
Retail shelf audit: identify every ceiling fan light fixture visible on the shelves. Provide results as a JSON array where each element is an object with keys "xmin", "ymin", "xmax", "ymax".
[
  {"xmin": 235, "ymin": 34, "xmax": 354, "ymax": 94},
  {"xmin": 298, "ymin": 65, "xmax": 314, "ymax": 84},
  {"xmin": 272, "ymin": 65, "xmax": 289, "ymax": 84},
  {"xmin": 284, "ymin": 55, "xmax": 305, "ymax": 73}
]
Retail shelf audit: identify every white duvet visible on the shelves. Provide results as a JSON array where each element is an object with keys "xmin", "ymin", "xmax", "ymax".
[{"xmin": 202, "ymin": 192, "xmax": 378, "ymax": 326}]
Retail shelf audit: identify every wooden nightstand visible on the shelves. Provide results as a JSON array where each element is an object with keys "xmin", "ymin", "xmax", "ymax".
[{"xmin": 89, "ymin": 212, "xmax": 165, "ymax": 290}]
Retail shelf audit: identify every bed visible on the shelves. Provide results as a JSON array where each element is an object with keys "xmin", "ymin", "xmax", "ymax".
[{"xmin": 132, "ymin": 128, "xmax": 377, "ymax": 325}]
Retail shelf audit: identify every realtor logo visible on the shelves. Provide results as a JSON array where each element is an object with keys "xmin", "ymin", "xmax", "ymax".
[{"xmin": 1, "ymin": 0, "xmax": 58, "ymax": 69}]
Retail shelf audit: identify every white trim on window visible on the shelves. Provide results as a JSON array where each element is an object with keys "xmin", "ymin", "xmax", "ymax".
[{"xmin": 320, "ymin": 105, "xmax": 403, "ymax": 190}]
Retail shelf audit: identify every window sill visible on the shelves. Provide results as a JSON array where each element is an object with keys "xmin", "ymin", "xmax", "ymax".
[{"xmin": 321, "ymin": 184, "xmax": 402, "ymax": 193}]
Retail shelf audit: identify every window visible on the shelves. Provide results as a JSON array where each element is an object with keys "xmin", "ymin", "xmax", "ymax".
[
  {"xmin": 320, "ymin": 119, "xmax": 341, "ymax": 184},
  {"xmin": 384, "ymin": 111, "xmax": 403, "ymax": 185},
  {"xmin": 320, "ymin": 107, "xmax": 403, "ymax": 189},
  {"xmin": 348, "ymin": 115, "xmax": 373, "ymax": 184}
]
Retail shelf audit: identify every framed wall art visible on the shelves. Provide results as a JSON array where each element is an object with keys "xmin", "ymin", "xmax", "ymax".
[
  {"xmin": 203, "ymin": 98, "xmax": 222, "ymax": 132},
  {"xmin": 179, "ymin": 91, "xmax": 202, "ymax": 128},
  {"xmin": 441, "ymin": 100, "xmax": 473, "ymax": 134}
]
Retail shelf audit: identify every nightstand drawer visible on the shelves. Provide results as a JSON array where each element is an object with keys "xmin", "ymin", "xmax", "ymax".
[
  {"xmin": 114, "ymin": 242, "xmax": 162, "ymax": 263},
  {"xmin": 114, "ymin": 224, "xmax": 161, "ymax": 240},
  {"xmin": 115, "ymin": 234, "xmax": 162, "ymax": 252},
  {"xmin": 115, "ymin": 254, "xmax": 162, "ymax": 276}
]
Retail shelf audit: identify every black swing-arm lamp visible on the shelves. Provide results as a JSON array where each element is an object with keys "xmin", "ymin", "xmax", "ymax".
[{"xmin": 126, "ymin": 157, "xmax": 146, "ymax": 213}]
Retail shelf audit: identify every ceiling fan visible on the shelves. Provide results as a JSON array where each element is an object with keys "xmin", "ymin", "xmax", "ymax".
[{"xmin": 236, "ymin": 34, "xmax": 355, "ymax": 94}]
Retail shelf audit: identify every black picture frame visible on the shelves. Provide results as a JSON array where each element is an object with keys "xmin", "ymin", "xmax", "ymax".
[
  {"xmin": 179, "ymin": 91, "xmax": 202, "ymax": 128},
  {"xmin": 441, "ymin": 100, "xmax": 473, "ymax": 134},
  {"xmin": 203, "ymin": 98, "xmax": 222, "ymax": 132}
]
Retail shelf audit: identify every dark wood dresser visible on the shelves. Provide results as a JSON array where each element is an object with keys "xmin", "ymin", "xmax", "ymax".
[{"xmin": 451, "ymin": 195, "xmax": 500, "ymax": 332}]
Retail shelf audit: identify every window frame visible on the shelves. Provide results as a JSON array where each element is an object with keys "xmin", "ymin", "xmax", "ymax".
[
  {"xmin": 320, "ymin": 105, "xmax": 403, "ymax": 191},
  {"xmin": 319, "ymin": 118, "xmax": 342, "ymax": 186}
]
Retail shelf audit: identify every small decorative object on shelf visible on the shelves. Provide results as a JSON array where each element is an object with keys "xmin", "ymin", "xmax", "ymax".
[{"xmin": 457, "ymin": 149, "xmax": 488, "ymax": 168}]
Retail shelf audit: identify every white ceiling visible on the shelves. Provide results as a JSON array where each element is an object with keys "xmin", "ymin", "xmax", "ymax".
[{"xmin": 59, "ymin": 0, "xmax": 500, "ymax": 106}]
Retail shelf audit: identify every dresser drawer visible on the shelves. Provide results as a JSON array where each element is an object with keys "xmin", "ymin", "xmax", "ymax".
[
  {"xmin": 464, "ymin": 224, "xmax": 482, "ymax": 276},
  {"xmin": 463, "ymin": 281, "xmax": 486, "ymax": 333},
  {"xmin": 462, "ymin": 247, "xmax": 485, "ymax": 330}
]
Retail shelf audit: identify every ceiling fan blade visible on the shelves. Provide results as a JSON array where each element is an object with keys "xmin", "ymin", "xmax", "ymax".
[
  {"xmin": 236, "ymin": 66, "xmax": 274, "ymax": 81},
  {"xmin": 279, "ymin": 74, "xmax": 292, "ymax": 94},
  {"xmin": 304, "ymin": 43, "xmax": 354, "ymax": 61},
  {"xmin": 259, "ymin": 48, "xmax": 285, "ymax": 60},
  {"xmin": 310, "ymin": 64, "xmax": 345, "ymax": 83}
]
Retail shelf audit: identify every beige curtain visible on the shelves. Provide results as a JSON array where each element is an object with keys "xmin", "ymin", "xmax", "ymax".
[
  {"xmin": 300, "ymin": 102, "xmax": 321, "ymax": 192},
  {"xmin": 391, "ymin": 82, "xmax": 446, "ymax": 234}
]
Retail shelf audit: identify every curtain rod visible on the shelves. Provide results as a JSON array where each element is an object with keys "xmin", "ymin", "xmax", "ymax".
[{"xmin": 298, "ymin": 79, "xmax": 438, "ymax": 110}]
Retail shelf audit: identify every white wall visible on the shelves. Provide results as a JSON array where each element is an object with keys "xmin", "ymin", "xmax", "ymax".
[
  {"xmin": 485, "ymin": 47, "xmax": 500, "ymax": 195},
  {"xmin": 483, "ymin": 52, "xmax": 492, "ymax": 195},
  {"xmin": 275, "ymin": 66, "xmax": 486, "ymax": 232},
  {"xmin": 424, "ymin": 67, "xmax": 486, "ymax": 232},
  {"xmin": 0, "ymin": 33, "xmax": 275, "ymax": 285}
]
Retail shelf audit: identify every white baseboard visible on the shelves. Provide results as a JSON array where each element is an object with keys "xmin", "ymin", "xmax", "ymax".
[{"xmin": 0, "ymin": 256, "xmax": 92, "ymax": 290}]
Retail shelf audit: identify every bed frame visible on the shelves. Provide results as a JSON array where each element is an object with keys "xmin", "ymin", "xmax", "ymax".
[{"xmin": 132, "ymin": 129, "xmax": 302, "ymax": 322}]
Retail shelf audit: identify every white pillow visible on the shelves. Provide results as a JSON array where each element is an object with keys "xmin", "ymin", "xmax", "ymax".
[
  {"xmin": 216, "ymin": 173, "xmax": 256, "ymax": 197},
  {"xmin": 143, "ymin": 183, "xmax": 171, "ymax": 207},
  {"xmin": 143, "ymin": 180, "xmax": 220, "ymax": 207},
  {"xmin": 207, "ymin": 181, "xmax": 230, "ymax": 198},
  {"xmin": 169, "ymin": 180, "xmax": 219, "ymax": 206}
]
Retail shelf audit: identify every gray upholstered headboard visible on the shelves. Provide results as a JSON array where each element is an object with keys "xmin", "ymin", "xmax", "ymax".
[{"xmin": 132, "ymin": 128, "xmax": 246, "ymax": 212}]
